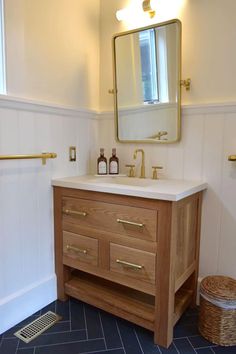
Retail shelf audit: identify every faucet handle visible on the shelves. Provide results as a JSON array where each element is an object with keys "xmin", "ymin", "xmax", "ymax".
[
  {"xmin": 125, "ymin": 164, "xmax": 135, "ymax": 177},
  {"xmin": 152, "ymin": 166, "xmax": 163, "ymax": 180}
]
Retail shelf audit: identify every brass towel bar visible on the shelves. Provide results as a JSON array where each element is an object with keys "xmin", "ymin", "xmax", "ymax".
[
  {"xmin": 0, "ymin": 152, "xmax": 57, "ymax": 165},
  {"xmin": 228, "ymin": 155, "xmax": 236, "ymax": 161}
]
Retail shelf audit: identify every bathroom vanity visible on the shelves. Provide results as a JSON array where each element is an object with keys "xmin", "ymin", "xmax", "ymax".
[{"xmin": 52, "ymin": 176, "xmax": 206, "ymax": 348}]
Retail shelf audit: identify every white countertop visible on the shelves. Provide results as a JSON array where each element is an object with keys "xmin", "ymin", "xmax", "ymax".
[{"xmin": 52, "ymin": 175, "xmax": 207, "ymax": 201}]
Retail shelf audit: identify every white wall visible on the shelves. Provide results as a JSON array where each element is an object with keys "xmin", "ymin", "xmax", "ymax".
[
  {"xmin": 0, "ymin": 97, "xmax": 98, "ymax": 333},
  {"xmin": 0, "ymin": 0, "xmax": 100, "ymax": 334},
  {"xmin": 4, "ymin": 0, "xmax": 100, "ymax": 110},
  {"xmin": 98, "ymin": 0, "xmax": 236, "ymax": 281}
]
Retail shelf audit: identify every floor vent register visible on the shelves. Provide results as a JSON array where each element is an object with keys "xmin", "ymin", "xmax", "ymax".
[{"xmin": 14, "ymin": 311, "xmax": 61, "ymax": 343}]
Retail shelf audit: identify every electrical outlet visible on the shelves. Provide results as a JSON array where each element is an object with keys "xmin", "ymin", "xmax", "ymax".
[{"xmin": 69, "ymin": 146, "xmax": 76, "ymax": 161}]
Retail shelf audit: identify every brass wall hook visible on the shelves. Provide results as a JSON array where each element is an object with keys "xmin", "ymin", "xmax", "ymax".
[{"xmin": 180, "ymin": 78, "xmax": 191, "ymax": 91}]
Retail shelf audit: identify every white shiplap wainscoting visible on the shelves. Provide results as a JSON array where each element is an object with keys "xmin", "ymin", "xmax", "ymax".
[
  {"xmin": 1, "ymin": 97, "xmax": 236, "ymax": 334},
  {"xmin": 97, "ymin": 102, "xmax": 236, "ymax": 282},
  {"xmin": 0, "ymin": 96, "xmax": 98, "ymax": 334}
]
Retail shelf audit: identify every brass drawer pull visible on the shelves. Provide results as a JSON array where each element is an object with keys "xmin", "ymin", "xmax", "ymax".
[
  {"xmin": 63, "ymin": 209, "xmax": 87, "ymax": 217},
  {"xmin": 117, "ymin": 218, "xmax": 144, "ymax": 228},
  {"xmin": 66, "ymin": 245, "xmax": 87, "ymax": 254},
  {"xmin": 116, "ymin": 259, "xmax": 143, "ymax": 270}
]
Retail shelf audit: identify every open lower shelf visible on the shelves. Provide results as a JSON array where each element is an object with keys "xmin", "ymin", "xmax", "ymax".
[
  {"xmin": 64, "ymin": 270, "xmax": 194, "ymax": 331},
  {"xmin": 174, "ymin": 288, "xmax": 194, "ymax": 325},
  {"xmin": 65, "ymin": 271, "xmax": 155, "ymax": 331}
]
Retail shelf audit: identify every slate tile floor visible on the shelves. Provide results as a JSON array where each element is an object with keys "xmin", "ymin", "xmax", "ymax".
[{"xmin": 1, "ymin": 298, "xmax": 236, "ymax": 354}]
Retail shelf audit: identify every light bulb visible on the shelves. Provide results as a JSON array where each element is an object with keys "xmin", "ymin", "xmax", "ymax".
[{"xmin": 116, "ymin": 8, "xmax": 130, "ymax": 21}]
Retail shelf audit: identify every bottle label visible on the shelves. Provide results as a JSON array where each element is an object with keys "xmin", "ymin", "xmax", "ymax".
[
  {"xmin": 98, "ymin": 161, "xmax": 107, "ymax": 174},
  {"xmin": 110, "ymin": 161, "xmax": 118, "ymax": 174}
]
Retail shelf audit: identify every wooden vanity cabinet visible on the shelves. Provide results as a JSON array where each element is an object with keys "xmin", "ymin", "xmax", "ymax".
[{"xmin": 53, "ymin": 186, "xmax": 203, "ymax": 348}]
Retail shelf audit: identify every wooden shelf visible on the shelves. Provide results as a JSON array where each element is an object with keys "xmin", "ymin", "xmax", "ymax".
[
  {"xmin": 65, "ymin": 271, "xmax": 193, "ymax": 330},
  {"xmin": 173, "ymin": 288, "xmax": 193, "ymax": 325},
  {"xmin": 65, "ymin": 271, "xmax": 155, "ymax": 331}
]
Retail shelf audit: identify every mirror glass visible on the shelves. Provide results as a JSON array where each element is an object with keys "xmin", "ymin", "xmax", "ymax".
[{"xmin": 113, "ymin": 20, "xmax": 181, "ymax": 143}]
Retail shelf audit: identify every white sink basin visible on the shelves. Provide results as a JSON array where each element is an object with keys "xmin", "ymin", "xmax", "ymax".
[{"xmin": 52, "ymin": 175, "xmax": 207, "ymax": 201}]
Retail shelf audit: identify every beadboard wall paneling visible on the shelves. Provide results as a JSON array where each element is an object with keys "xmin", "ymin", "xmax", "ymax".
[
  {"xmin": 0, "ymin": 100, "xmax": 98, "ymax": 334},
  {"xmin": 96, "ymin": 103, "xmax": 236, "ymax": 280},
  {"xmin": 1, "ymin": 99, "xmax": 236, "ymax": 334}
]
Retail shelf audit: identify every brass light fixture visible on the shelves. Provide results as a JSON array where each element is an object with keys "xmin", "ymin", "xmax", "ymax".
[
  {"xmin": 142, "ymin": 0, "xmax": 156, "ymax": 18},
  {"xmin": 116, "ymin": 0, "xmax": 157, "ymax": 21},
  {"xmin": 180, "ymin": 78, "xmax": 191, "ymax": 91}
]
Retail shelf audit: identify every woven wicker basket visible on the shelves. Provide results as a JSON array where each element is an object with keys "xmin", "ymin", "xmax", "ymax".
[{"xmin": 198, "ymin": 276, "xmax": 236, "ymax": 346}]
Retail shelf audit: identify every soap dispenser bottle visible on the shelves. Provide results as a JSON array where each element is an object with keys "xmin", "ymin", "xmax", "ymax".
[
  {"xmin": 109, "ymin": 148, "xmax": 119, "ymax": 175},
  {"xmin": 97, "ymin": 148, "xmax": 107, "ymax": 175}
]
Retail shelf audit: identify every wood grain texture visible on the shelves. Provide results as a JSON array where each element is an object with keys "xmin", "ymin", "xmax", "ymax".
[
  {"xmin": 63, "ymin": 220, "xmax": 157, "ymax": 253},
  {"xmin": 53, "ymin": 187, "xmax": 71, "ymax": 301},
  {"xmin": 110, "ymin": 243, "xmax": 156, "ymax": 286},
  {"xmin": 63, "ymin": 231, "xmax": 98, "ymax": 267},
  {"xmin": 191, "ymin": 192, "xmax": 203, "ymax": 306},
  {"xmin": 62, "ymin": 196, "xmax": 157, "ymax": 241},
  {"xmin": 174, "ymin": 193, "xmax": 203, "ymax": 306},
  {"xmin": 173, "ymin": 289, "xmax": 193, "ymax": 325},
  {"xmin": 53, "ymin": 186, "xmax": 204, "ymax": 348},
  {"xmin": 63, "ymin": 255, "xmax": 155, "ymax": 295},
  {"xmin": 174, "ymin": 194, "xmax": 198, "ymax": 282},
  {"xmin": 60, "ymin": 187, "xmax": 163, "ymax": 209},
  {"xmin": 154, "ymin": 201, "xmax": 175, "ymax": 347},
  {"xmin": 65, "ymin": 272, "xmax": 155, "ymax": 331}
]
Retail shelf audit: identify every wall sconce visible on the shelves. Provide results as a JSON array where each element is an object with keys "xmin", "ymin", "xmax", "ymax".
[
  {"xmin": 142, "ymin": 0, "xmax": 156, "ymax": 18},
  {"xmin": 116, "ymin": 0, "xmax": 157, "ymax": 21}
]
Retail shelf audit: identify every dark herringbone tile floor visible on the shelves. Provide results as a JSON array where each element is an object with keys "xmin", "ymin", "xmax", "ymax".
[{"xmin": 1, "ymin": 298, "xmax": 235, "ymax": 354}]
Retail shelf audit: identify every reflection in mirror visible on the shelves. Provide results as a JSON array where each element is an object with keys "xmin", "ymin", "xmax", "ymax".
[{"xmin": 113, "ymin": 19, "xmax": 181, "ymax": 143}]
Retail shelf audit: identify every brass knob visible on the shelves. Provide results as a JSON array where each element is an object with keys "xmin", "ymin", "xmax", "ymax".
[
  {"xmin": 125, "ymin": 164, "xmax": 135, "ymax": 177},
  {"xmin": 152, "ymin": 166, "xmax": 163, "ymax": 180}
]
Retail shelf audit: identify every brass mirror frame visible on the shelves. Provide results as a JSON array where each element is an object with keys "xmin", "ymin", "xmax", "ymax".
[{"xmin": 112, "ymin": 19, "xmax": 182, "ymax": 144}]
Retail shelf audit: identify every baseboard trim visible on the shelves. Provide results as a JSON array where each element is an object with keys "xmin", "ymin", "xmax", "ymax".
[{"xmin": 0, "ymin": 274, "xmax": 57, "ymax": 334}]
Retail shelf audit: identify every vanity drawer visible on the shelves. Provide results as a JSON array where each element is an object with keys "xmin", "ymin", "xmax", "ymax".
[
  {"xmin": 110, "ymin": 243, "xmax": 156, "ymax": 286},
  {"xmin": 62, "ymin": 197, "xmax": 157, "ymax": 242},
  {"xmin": 63, "ymin": 231, "xmax": 98, "ymax": 267}
]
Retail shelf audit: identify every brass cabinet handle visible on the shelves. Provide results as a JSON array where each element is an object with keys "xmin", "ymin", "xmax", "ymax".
[
  {"xmin": 117, "ymin": 218, "xmax": 144, "ymax": 228},
  {"xmin": 66, "ymin": 245, "xmax": 87, "ymax": 254},
  {"xmin": 63, "ymin": 209, "xmax": 87, "ymax": 217},
  {"xmin": 116, "ymin": 259, "xmax": 143, "ymax": 270}
]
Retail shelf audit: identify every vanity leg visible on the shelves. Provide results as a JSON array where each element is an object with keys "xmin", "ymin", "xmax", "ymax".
[
  {"xmin": 154, "ymin": 202, "xmax": 175, "ymax": 348},
  {"xmin": 54, "ymin": 187, "xmax": 70, "ymax": 301},
  {"xmin": 57, "ymin": 267, "xmax": 70, "ymax": 302},
  {"xmin": 191, "ymin": 193, "xmax": 203, "ymax": 306}
]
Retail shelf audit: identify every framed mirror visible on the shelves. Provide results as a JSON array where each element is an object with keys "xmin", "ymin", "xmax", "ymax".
[{"xmin": 112, "ymin": 19, "xmax": 181, "ymax": 143}]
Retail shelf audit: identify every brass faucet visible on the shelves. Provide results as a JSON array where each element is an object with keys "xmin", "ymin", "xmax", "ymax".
[{"xmin": 133, "ymin": 149, "xmax": 145, "ymax": 178}]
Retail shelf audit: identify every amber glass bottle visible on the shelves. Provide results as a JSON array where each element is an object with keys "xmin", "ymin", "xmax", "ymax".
[
  {"xmin": 97, "ymin": 148, "xmax": 107, "ymax": 175},
  {"xmin": 109, "ymin": 148, "xmax": 119, "ymax": 174}
]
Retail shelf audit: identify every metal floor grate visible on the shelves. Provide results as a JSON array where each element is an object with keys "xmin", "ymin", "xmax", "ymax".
[{"xmin": 14, "ymin": 311, "xmax": 61, "ymax": 343}]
